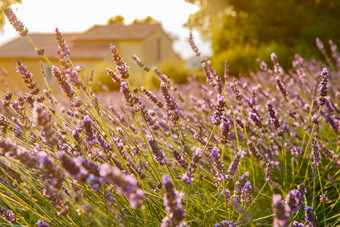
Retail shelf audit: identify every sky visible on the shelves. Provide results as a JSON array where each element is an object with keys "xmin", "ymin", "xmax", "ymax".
[{"xmin": 0, "ymin": 0, "xmax": 212, "ymax": 59}]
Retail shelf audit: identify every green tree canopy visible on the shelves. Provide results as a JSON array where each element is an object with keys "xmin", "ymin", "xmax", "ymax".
[
  {"xmin": 0, "ymin": 0, "xmax": 21, "ymax": 30},
  {"xmin": 132, "ymin": 16, "xmax": 159, "ymax": 25},
  {"xmin": 185, "ymin": 0, "xmax": 340, "ymax": 75},
  {"xmin": 107, "ymin": 15, "xmax": 125, "ymax": 25}
]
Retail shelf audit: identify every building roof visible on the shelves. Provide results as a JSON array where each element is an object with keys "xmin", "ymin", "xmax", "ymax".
[
  {"xmin": 75, "ymin": 23, "xmax": 160, "ymax": 41},
  {"xmin": 0, "ymin": 23, "xmax": 162, "ymax": 59}
]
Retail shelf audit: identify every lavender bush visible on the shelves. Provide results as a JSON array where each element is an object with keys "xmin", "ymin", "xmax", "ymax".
[{"xmin": 0, "ymin": 8, "xmax": 339, "ymax": 226}]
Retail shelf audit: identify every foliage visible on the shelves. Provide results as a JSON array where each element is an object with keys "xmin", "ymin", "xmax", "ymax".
[
  {"xmin": 0, "ymin": 7, "xmax": 339, "ymax": 227},
  {"xmin": 185, "ymin": 0, "xmax": 340, "ymax": 75},
  {"xmin": 0, "ymin": 0, "xmax": 21, "ymax": 30},
  {"xmin": 131, "ymin": 16, "xmax": 159, "ymax": 24},
  {"xmin": 107, "ymin": 15, "xmax": 125, "ymax": 25}
]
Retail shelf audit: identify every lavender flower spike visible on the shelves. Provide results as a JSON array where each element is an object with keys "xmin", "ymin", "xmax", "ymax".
[
  {"xmin": 148, "ymin": 135, "xmax": 166, "ymax": 165},
  {"xmin": 214, "ymin": 220, "xmax": 236, "ymax": 227},
  {"xmin": 267, "ymin": 101, "xmax": 281, "ymax": 130},
  {"xmin": 37, "ymin": 220, "xmax": 49, "ymax": 227},
  {"xmin": 247, "ymin": 141, "xmax": 263, "ymax": 161},
  {"xmin": 272, "ymin": 194, "xmax": 289, "ymax": 227},
  {"xmin": 285, "ymin": 190, "xmax": 299, "ymax": 214},
  {"xmin": 305, "ymin": 206, "xmax": 318, "ymax": 227},
  {"xmin": 182, "ymin": 147, "xmax": 203, "ymax": 184},
  {"xmin": 189, "ymin": 31, "xmax": 201, "ymax": 57},
  {"xmin": 212, "ymin": 94, "xmax": 226, "ymax": 125},
  {"xmin": 226, "ymin": 151, "xmax": 242, "ymax": 180},
  {"xmin": 4, "ymin": 8, "xmax": 28, "ymax": 36},
  {"xmin": 318, "ymin": 68, "xmax": 329, "ymax": 106},
  {"xmin": 99, "ymin": 164, "xmax": 145, "ymax": 209},
  {"xmin": 110, "ymin": 44, "xmax": 129, "ymax": 79},
  {"xmin": 161, "ymin": 175, "xmax": 186, "ymax": 227}
]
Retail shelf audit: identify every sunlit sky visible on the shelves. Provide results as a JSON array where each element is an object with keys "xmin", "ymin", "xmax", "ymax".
[{"xmin": 0, "ymin": 0, "xmax": 212, "ymax": 59}]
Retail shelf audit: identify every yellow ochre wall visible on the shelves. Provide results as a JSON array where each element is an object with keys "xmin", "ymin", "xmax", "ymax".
[{"xmin": 0, "ymin": 27, "xmax": 180, "ymax": 92}]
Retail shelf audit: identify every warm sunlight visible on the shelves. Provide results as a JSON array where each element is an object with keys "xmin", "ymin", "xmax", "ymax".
[{"xmin": 0, "ymin": 0, "xmax": 212, "ymax": 59}]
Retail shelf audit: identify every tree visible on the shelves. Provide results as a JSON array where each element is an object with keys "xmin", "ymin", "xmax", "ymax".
[
  {"xmin": 107, "ymin": 15, "xmax": 125, "ymax": 25},
  {"xmin": 0, "ymin": 0, "xmax": 21, "ymax": 30},
  {"xmin": 131, "ymin": 16, "xmax": 159, "ymax": 25},
  {"xmin": 185, "ymin": 0, "xmax": 340, "ymax": 75}
]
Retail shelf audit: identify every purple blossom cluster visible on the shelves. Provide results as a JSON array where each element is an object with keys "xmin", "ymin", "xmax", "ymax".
[
  {"xmin": 182, "ymin": 147, "xmax": 203, "ymax": 184},
  {"xmin": 1, "ymin": 8, "xmax": 339, "ymax": 226},
  {"xmin": 110, "ymin": 45, "xmax": 129, "ymax": 79},
  {"xmin": 148, "ymin": 135, "xmax": 166, "ymax": 165},
  {"xmin": 4, "ymin": 8, "xmax": 28, "ymax": 36},
  {"xmin": 161, "ymin": 175, "xmax": 186, "ymax": 227}
]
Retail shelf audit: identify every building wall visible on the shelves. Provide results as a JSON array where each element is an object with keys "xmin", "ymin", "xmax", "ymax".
[
  {"xmin": 141, "ymin": 28, "xmax": 181, "ymax": 66},
  {"xmin": 0, "ymin": 57, "xmax": 103, "ymax": 93}
]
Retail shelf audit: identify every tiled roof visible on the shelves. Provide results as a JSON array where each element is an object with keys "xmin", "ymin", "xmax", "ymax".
[
  {"xmin": 0, "ymin": 33, "xmax": 109, "ymax": 59},
  {"xmin": 0, "ymin": 23, "xmax": 161, "ymax": 59},
  {"xmin": 75, "ymin": 23, "xmax": 160, "ymax": 41}
]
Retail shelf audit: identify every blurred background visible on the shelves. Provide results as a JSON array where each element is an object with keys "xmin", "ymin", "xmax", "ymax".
[{"xmin": 1, "ymin": 0, "xmax": 340, "ymax": 90}]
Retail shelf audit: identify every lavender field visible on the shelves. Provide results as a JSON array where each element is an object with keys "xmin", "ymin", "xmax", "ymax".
[{"xmin": 0, "ymin": 7, "xmax": 339, "ymax": 227}]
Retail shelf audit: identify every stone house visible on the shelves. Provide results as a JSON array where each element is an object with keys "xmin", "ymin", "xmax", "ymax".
[{"xmin": 0, "ymin": 23, "xmax": 180, "ymax": 91}]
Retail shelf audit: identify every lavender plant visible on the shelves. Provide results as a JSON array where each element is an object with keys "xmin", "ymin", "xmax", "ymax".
[{"xmin": 0, "ymin": 7, "xmax": 339, "ymax": 227}]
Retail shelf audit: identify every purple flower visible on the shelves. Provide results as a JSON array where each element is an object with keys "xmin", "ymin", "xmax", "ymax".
[
  {"xmin": 0, "ymin": 207, "xmax": 16, "ymax": 223},
  {"xmin": 161, "ymin": 175, "xmax": 186, "ymax": 227},
  {"xmin": 265, "ymin": 161, "xmax": 274, "ymax": 182},
  {"xmin": 51, "ymin": 65, "xmax": 74, "ymax": 98},
  {"xmin": 224, "ymin": 60, "xmax": 229, "ymax": 80},
  {"xmin": 148, "ymin": 135, "xmax": 166, "ymax": 165},
  {"xmin": 161, "ymin": 82, "xmax": 180, "ymax": 125},
  {"xmin": 138, "ymin": 100, "xmax": 160, "ymax": 131},
  {"xmin": 220, "ymin": 116, "xmax": 231, "ymax": 145},
  {"xmin": 226, "ymin": 152, "xmax": 242, "ymax": 180},
  {"xmin": 208, "ymin": 148, "xmax": 226, "ymax": 184},
  {"xmin": 110, "ymin": 44, "xmax": 129, "ymax": 79},
  {"xmin": 132, "ymin": 55, "xmax": 150, "ymax": 72},
  {"xmin": 247, "ymin": 141, "xmax": 263, "ymax": 161},
  {"xmin": 189, "ymin": 31, "xmax": 201, "ymax": 57},
  {"xmin": 201, "ymin": 60, "xmax": 216, "ymax": 86},
  {"xmin": 16, "ymin": 60, "xmax": 40, "ymax": 95},
  {"xmin": 240, "ymin": 181, "xmax": 252, "ymax": 203},
  {"xmin": 82, "ymin": 115, "xmax": 97, "ymax": 145},
  {"xmin": 311, "ymin": 138, "xmax": 321, "ymax": 167},
  {"xmin": 214, "ymin": 220, "xmax": 236, "ymax": 227},
  {"xmin": 231, "ymin": 79, "xmax": 242, "ymax": 102},
  {"xmin": 120, "ymin": 81, "xmax": 138, "ymax": 108},
  {"xmin": 316, "ymin": 38, "xmax": 326, "ymax": 55},
  {"xmin": 292, "ymin": 221, "xmax": 304, "ymax": 227},
  {"xmin": 141, "ymin": 86, "xmax": 163, "ymax": 108},
  {"xmin": 4, "ymin": 8, "xmax": 28, "ymax": 36},
  {"xmin": 272, "ymin": 194, "xmax": 289, "ymax": 227},
  {"xmin": 297, "ymin": 183, "xmax": 307, "ymax": 202},
  {"xmin": 37, "ymin": 219, "xmax": 49, "ymax": 227},
  {"xmin": 182, "ymin": 147, "xmax": 203, "ymax": 184},
  {"xmin": 285, "ymin": 190, "xmax": 299, "ymax": 214},
  {"xmin": 106, "ymin": 68, "xmax": 123, "ymax": 84},
  {"xmin": 276, "ymin": 77, "xmax": 288, "ymax": 98},
  {"xmin": 233, "ymin": 172, "xmax": 249, "ymax": 200},
  {"xmin": 250, "ymin": 112, "xmax": 263, "ymax": 128},
  {"xmin": 167, "ymin": 143, "xmax": 187, "ymax": 169},
  {"xmin": 154, "ymin": 67, "xmax": 170, "ymax": 84},
  {"xmin": 212, "ymin": 94, "xmax": 226, "ymax": 125},
  {"xmin": 318, "ymin": 68, "xmax": 329, "ymax": 106},
  {"xmin": 305, "ymin": 206, "xmax": 318, "ymax": 227},
  {"xmin": 267, "ymin": 101, "xmax": 281, "ymax": 130},
  {"xmin": 99, "ymin": 164, "xmax": 145, "ymax": 209},
  {"xmin": 271, "ymin": 53, "xmax": 284, "ymax": 75}
]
